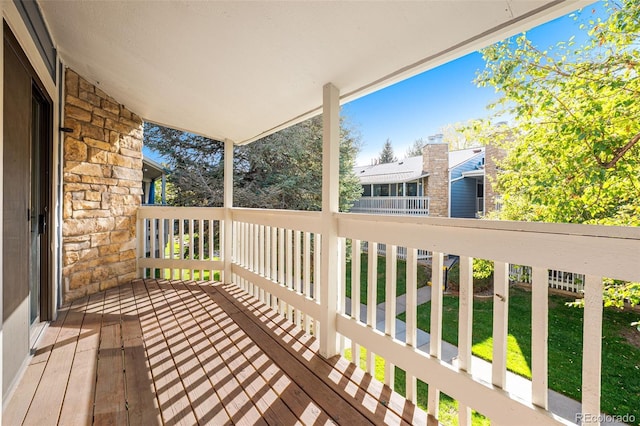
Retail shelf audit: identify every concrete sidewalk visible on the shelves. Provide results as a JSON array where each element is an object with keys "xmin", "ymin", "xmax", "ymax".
[{"xmin": 342, "ymin": 287, "xmax": 627, "ymax": 426}]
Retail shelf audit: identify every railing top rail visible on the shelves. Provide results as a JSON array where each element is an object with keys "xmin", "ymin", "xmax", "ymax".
[
  {"xmin": 231, "ymin": 207, "xmax": 322, "ymax": 217},
  {"xmin": 232, "ymin": 207, "xmax": 322, "ymax": 233},
  {"xmin": 338, "ymin": 213, "xmax": 640, "ymax": 282},
  {"xmin": 339, "ymin": 212, "xmax": 640, "ymax": 240},
  {"xmin": 138, "ymin": 205, "xmax": 225, "ymax": 220}
]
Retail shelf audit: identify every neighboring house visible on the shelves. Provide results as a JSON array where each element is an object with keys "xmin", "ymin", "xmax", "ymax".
[
  {"xmin": 142, "ymin": 156, "xmax": 168, "ymax": 205},
  {"xmin": 352, "ymin": 139, "xmax": 504, "ymax": 218},
  {"xmin": 352, "ymin": 155, "xmax": 429, "ymax": 215}
]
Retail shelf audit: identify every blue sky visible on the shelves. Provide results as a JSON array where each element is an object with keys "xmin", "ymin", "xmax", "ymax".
[{"xmin": 347, "ymin": 1, "xmax": 602, "ymax": 165}]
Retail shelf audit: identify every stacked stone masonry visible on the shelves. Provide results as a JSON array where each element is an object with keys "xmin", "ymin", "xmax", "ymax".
[
  {"xmin": 62, "ymin": 69, "xmax": 143, "ymax": 302},
  {"xmin": 422, "ymin": 143, "xmax": 449, "ymax": 218}
]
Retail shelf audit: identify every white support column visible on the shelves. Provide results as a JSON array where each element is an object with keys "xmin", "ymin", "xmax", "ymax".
[
  {"xmin": 492, "ymin": 261, "xmax": 509, "ymax": 388},
  {"xmin": 581, "ymin": 275, "xmax": 603, "ymax": 425},
  {"xmin": 428, "ymin": 251, "xmax": 444, "ymax": 420},
  {"xmin": 319, "ymin": 83, "xmax": 340, "ymax": 358},
  {"xmin": 405, "ymin": 248, "xmax": 417, "ymax": 404},
  {"xmin": 531, "ymin": 266, "xmax": 548, "ymax": 409},
  {"xmin": 136, "ymin": 215, "xmax": 145, "ymax": 278},
  {"xmin": 384, "ymin": 244, "xmax": 397, "ymax": 388},
  {"xmin": 457, "ymin": 256, "xmax": 473, "ymax": 426},
  {"xmin": 223, "ymin": 138, "xmax": 234, "ymax": 283},
  {"xmin": 457, "ymin": 256, "xmax": 473, "ymax": 373}
]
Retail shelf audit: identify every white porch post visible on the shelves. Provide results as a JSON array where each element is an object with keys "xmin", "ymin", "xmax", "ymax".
[
  {"xmin": 223, "ymin": 138, "xmax": 234, "ymax": 283},
  {"xmin": 319, "ymin": 82, "xmax": 340, "ymax": 358},
  {"xmin": 581, "ymin": 275, "xmax": 603, "ymax": 425}
]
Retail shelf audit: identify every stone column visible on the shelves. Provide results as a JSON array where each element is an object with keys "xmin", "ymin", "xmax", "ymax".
[
  {"xmin": 62, "ymin": 69, "xmax": 143, "ymax": 302},
  {"xmin": 422, "ymin": 142, "xmax": 449, "ymax": 217}
]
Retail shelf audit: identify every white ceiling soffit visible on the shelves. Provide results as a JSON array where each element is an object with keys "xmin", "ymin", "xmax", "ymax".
[{"xmin": 40, "ymin": 1, "xmax": 589, "ymax": 144}]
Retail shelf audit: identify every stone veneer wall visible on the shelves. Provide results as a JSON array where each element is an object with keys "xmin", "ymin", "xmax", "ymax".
[
  {"xmin": 62, "ymin": 69, "xmax": 143, "ymax": 302},
  {"xmin": 484, "ymin": 144, "xmax": 507, "ymax": 215},
  {"xmin": 423, "ymin": 142, "xmax": 449, "ymax": 217}
]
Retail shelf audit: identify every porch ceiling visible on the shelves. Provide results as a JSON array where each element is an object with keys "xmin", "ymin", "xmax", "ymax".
[{"xmin": 41, "ymin": 1, "xmax": 588, "ymax": 144}]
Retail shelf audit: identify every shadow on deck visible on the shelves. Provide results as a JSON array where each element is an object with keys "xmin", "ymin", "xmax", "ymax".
[{"xmin": 4, "ymin": 279, "xmax": 427, "ymax": 425}]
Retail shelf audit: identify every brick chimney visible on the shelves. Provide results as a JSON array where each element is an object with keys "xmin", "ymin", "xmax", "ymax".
[{"xmin": 423, "ymin": 138, "xmax": 449, "ymax": 217}]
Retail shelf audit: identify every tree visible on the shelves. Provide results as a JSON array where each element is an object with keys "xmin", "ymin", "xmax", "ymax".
[
  {"xmin": 475, "ymin": 0, "xmax": 640, "ymax": 317},
  {"xmin": 476, "ymin": 1, "xmax": 640, "ymax": 225},
  {"xmin": 235, "ymin": 115, "xmax": 362, "ymax": 212},
  {"xmin": 405, "ymin": 138, "xmax": 426, "ymax": 157},
  {"xmin": 404, "ymin": 123, "xmax": 484, "ymax": 159},
  {"xmin": 440, "ymin": 121, "xmax": 485, "ymax": 151},
  {"xmin": 143, "ymin": 124, "xmax": 225, "ymax": 207},
  {"xmin": 144, "ymin": 115, "xmax": 362, "ymax": 212},
  {"xmin": 378, "ymin": 138, "xmax": 397, "ymax": 163}
]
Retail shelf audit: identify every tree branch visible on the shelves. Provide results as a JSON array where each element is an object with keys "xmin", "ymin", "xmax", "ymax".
[{"xmin": 599, "ymin": 132, "xmax": 640, "ymax": 168}]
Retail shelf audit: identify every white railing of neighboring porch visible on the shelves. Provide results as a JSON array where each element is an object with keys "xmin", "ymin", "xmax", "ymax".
[
  {"xmin": 361, "ymin": 241, "xmax": 431, "ymax": 261},
  {"xmin": 510, "ymin": 264, "xmax": 585, "ymax": 293},
  {"xmin": 350, "ymin": 196, "xmax": 430, "ymax": 215},
  {"xmin": 137, "ymin": 205, "xmax": 640, "ymax": 425}
]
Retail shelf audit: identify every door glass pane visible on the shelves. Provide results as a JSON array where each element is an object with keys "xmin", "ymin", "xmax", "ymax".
[{"xmin": 29, "ymin": 93, "xmax": 41, "ymax": 325}]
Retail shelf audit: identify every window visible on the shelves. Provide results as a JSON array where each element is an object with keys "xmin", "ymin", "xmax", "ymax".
[
  {"xmin": 406, "ymin": 182, "xmax": 417, "ymax": 196},
  {"xmin": 374, "ymin": 184, "xmax": 390, "ymax": 196},
  {"xmin": 362, "ymin": 184, "xmax": 371, "ymax": 197}
]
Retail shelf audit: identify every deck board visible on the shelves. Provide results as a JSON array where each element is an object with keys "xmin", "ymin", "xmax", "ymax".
[
  {"xmin": 174, "ymin": 282, "xmax": 302, "ymax": 425},
  {"xmin": 58, "ymin": 291, "xmax": 103, "ymax": 425},
  {"xmin": 4, "ymin": 279, "xmax": 426, "ymax": 425},
  {"xmin": 23, "ymin": 298, "xmax": 86, "ymax": 426},
  {"xmin": 120, "ymin": 282, "xmax": 162, "ymax": 426},
  {"xmin": 220, "ymin": 284, "xmax": 426, "ymax": 425}
]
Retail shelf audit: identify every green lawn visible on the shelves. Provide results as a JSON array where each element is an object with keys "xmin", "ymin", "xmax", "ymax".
[
  {"xmin": 398, "ymin": 286, "xmax": 640, "ymax": 422},
  {"xmin": 144, "ymin": 236, "xmax": 220, "ymax": 281},
  {"xmin": 345, "ymin": 253, "xmax": 429, "ymax": 303}
]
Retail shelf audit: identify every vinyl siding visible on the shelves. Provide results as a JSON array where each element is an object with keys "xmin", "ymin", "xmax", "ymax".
[{"xmin": 450, "ymin": 155, "xmax": 484, "ymax": 218}]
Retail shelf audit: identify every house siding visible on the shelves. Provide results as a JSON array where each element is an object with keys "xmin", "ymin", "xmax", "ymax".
[
  {"xmin": 61, "ymin": 69, "xmax": 143, "ymax": 302},
  {"xmin": 450, "ymin": 154, "xmax": 483, "ymax": 218},
  {"xmin": 450, "ymin": 178, "xmax": 477, "ymax": 218}
]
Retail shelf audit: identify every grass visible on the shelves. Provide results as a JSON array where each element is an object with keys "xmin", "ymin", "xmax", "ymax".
[
  {"xmin": 345, "ymin": 253, "xmax": 430, "ymax": 303},
  {"xmin": 146, "ymin": 235, "xmax": 221, "ymax": 281},
  {"xmin": 398, "ymin": 286, "xmax": 640, "ymax": 421},
  {"xmin": 344, "ymin": 347, "xmax": 489, "ymax": 425}
]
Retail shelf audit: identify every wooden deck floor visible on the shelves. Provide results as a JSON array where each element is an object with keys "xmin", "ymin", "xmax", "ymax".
[{"xmin": 4, "ymin": 279, "xmax": 427, "ymax": 425}]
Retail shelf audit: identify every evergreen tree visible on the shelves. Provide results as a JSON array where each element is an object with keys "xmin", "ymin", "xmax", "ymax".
[
  {"xmin": 378, "ymin": 138, "xmax": 397, "ymax": 163},
  {"xmin": 144, "ymin": 115, "xmax": 362, "ymax": 212},
  {"xmin": 405, "ymin": 138, "xmax": 426, "ymax": 157}
]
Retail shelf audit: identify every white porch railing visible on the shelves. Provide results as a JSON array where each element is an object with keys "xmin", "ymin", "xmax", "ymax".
[
  {"xmin": 137, "ymin": 206, "xmax": 225, "ymax": 280},
  {"xmin": 137, "ymin": 205, "xmax": 640, "ymax": 425},
  {"xmin": 350, "ymin": 196, "xmax": 430, "ymax": 215}
]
